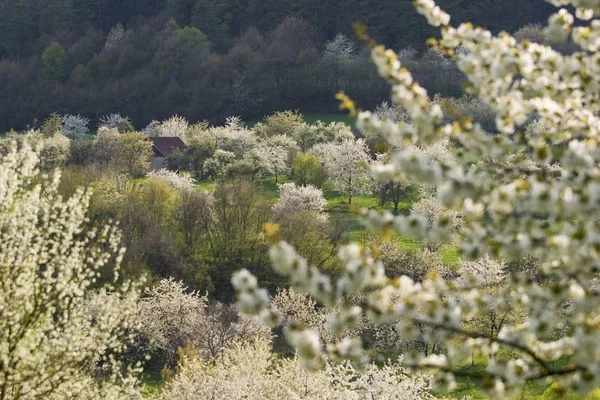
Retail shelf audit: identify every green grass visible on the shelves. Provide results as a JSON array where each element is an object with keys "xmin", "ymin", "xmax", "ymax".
[
  {"xmin": 435, "ymin": 354, "xmax": 599, "ymax": 400},
  {"xmin": 194, "ymin": 177, "xmax": 462, "ymax": 265},
  {"xmin": 301, "ymin": 112, "xmax": 355, "ymax": 126},
  {"xmin": 440, "ymin": 244, "xmax": 460, "ymax": 265},
  {"xmin": 256, "ymin": 177, "xmax": 293, "ymax": 199},
  {"xmin": 322, "ymin": 186, "xmax": 382, "ymax": 241},
  {"xmin": 445, "ymin": 379, "xmax": 600, "ymax": 400},
  {"xmin": 140, "ymin": 370, "xmax": 162, "ymax": 398},
  {"xmin": 195, "ymin": 180, "xmax": 216, "ymax": 192}
]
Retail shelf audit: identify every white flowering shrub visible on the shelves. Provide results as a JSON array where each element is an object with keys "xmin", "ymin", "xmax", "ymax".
[
  {"xmin": 457, "ymin": 256, "xmax": 526, "ymax": 355},
  {"xmin": 422, "ymin": 47, "xmax": 454, "ymax": 71},
  {"xmin": 156, "ymin": 333, "xmax": 435, "ymax": 400},
  {"xmin": 377, "ymin": 243, "xmax": 450, "ymax": 282},
  {"xmin": 375, "ymin": 101, "xmax": 411, "ymax": 124},
  {"xmin": 217, "ymin": 126, "xmax": 258, "ymax": 159},
  {"xmin": 0, "ymin": 142, "xmax": 142, "ymax": 399},
  {"xmin": 144, "ymin": 115, "xmax": 190, "ymax": 141},
  {"xmin": 136, "ymin": 279, "xmax": 265, "ymax": 366},
  {"xmin": 259, "ymin": 135, "xmax": 298, "ymax": 181},
  {"xmin": 265, "ymin": 133, "xmax": 299, "ymax": 156},
  {"xmin": 142, "ymin": 120, "xmax": 161, "ymax": 137},
  {"xmin": 398, "ymin": 46, "xmax": 418, "ymax": 61},
  {"xmin": 253, "ymin": 111, "xmax": 301, "ymax": 138},
  {"xmin": 313, "ymin": 138, "xmax": 372, "ymax": 203},
  {"xmin": 105, "ymin": 23, "xmax": 125, "ymax": 49},
  {"xmin": 274, "ymin": 288, "xmax": 367, "ymax": 346},
  {"xmin": 18, "ymin": 130, "xmax": 72, "ymax": 172},
  {"xmin": 98, "ymin": 113, "xmax": 130, "ymax": 130},
  {"xmin": 272, "ymin": 183, "xmax": 328, "ymax": 222},
  {"xmin": 324, "ymin": 33, "xmax": 355, "ymax": 61},
  {"xmin": 146, "ymin": 169, "xmax": 196, "ymax": 191},
  {"xmin": 434, "ymin": 94, "xmax": 497, "ymax": 132},
  {"xmin": 232, "ymin": 0, "xmax": 600, "ymax": 396},
  {"xmin": 225, "ymin": 116, "xmax": 245, "ymax": 130},
  {"xmin": 458, "ymin": 254, "xmax": 506, "ymax": 288},
  {"xmin": 411, "ymin": 192, "xmax": 462, "ymax": 251},
  {"xmin": 238, "ymin": 146, "xmax": 273, "ymax": 178},
  {"xmin": 513, "ymin": 24, "xmax": 548, "ymax": 45},
  {"xmin": 271, "ymin": 287, "xmax": 323, "ymax": 328},
  {"xmin": 312, "ymin": 120, "xmax": 355, "ymax": 144},
  {"xmin": 8, "ymin": 130, "xmax": 71, "ymax": 172},
  {"xmin": 61, "ymin": 114, "xmax": 90, "ymax": 138},
  {"xmin": 203, "ymin": 149, "xmax": 236, "ymax": 180}
]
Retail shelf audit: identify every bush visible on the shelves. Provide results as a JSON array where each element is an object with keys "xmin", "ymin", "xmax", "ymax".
[
  {"xmin": 0, "ymin": 141, "xmax": 141, "ymax": 398},
  {"xmin": 272, "ymin": 183, "xmax": 327, "ymax": 221},
  {"xmin": 62, "ymin": 114, "xmax": 90, "ymax": 138},
  {"xmin": 292, "ymin": 152, "xmax": 327, "ymax": 187}
]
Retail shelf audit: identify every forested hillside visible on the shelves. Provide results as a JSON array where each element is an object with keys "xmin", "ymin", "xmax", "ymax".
[
  {"xmin": 0, "ymin": 0, "xmax": 554, "ymax": 58},
  {"xmin": 0, "ymin": 0, "xmax": 554, "ymax": 131}
]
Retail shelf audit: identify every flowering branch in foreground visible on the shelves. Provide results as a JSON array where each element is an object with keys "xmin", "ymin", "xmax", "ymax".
[{"xmin": 234, "ymin": 0, "xmax": 600, "ymax": 396}]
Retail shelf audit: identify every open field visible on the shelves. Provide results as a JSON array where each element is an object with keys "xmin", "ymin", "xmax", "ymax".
[{"xmin": 195, "ymin": 176, "xmax": 460, "ymax": 265}]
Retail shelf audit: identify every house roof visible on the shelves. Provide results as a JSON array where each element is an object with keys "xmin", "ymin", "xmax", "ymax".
[{"xmin": 149, "ymin": 137, "xmax": 187, "ymax": 157}]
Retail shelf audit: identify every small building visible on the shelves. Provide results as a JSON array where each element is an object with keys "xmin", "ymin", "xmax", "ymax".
[{"xmin": 149, "ymin": 137, "xmax": 187, "ymax": 171}]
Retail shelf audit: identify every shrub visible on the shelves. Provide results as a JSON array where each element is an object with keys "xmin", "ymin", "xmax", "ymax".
[
  {"xmin": 62, "ymin": 114, "xmax": 90, "ymax": 138},
  {"xmin": 146, "ymin": 168, "xmax": 196, "ymax": 191},
  {"xmin": 0, "ymin": 141, "xmax": 141, "ymax": 399},
  {"xmin": 272, "ymin": 183, "xmax": 327, "ymax": 222}
]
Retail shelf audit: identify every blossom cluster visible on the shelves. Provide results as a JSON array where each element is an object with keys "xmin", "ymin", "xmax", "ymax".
[
  {"xmin": 156, "ymin": 334, "xmax": 435, "ymax": 400},
  {"xmin": 98, "ymin": 113, "xmax": 131, "ymax": 130},
  {"xmin": 61, "ymin": 114, "xmax": 90, "ymax": 138},
  {"xmin": 312, "ymin": 138, "xmax": 373, "ymax": 202},
  {"xmin": 136, "ymin": 278, "xmax": 266, "ymax": 365},
  {"xmin": 0, "ymin": 141, "xmax": 142, "ymax": 399},
  {"xmin": 145, "ymin": 168, "xmax": 196, "ymax": 191},
  {"xmin": 143, "ymin": 115, "xmax": 189, "ymax": 140},
  {"xmin": 105, "ymin": 23, "xmax": 125, "ymax": 49},
  {"xmin": 272, "ymin": 183, "xmax": 328, "ymax": 222}
]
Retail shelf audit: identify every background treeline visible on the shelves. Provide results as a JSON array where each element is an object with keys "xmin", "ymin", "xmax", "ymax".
[
  {"xmin": 0, "ymin": 0, "xmax": 554, "ymax": 132},
  {"xmin": 0, "ymin": 0, "xmax": 555, "ymax": 58}
]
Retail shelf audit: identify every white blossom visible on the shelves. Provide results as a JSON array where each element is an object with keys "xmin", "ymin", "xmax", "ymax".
[
  {"xmin": 272, "ymin": 183, "xmax": 328, "ymax": 222},
  {"xmin": 98, "ymin": 113, "xmax": 130, "ymax": 130},
  {"xmin": 156, "ymin": 334, "xmax": 435, "ymax": 400},
  {"xmin": 61, "ymin": 114, "xmax": 90, "ymax": 138},
  {"xmin": 105, "ymin": 23, "xmax": 125, "ymax": 49},
  {"xmin": 313, "ymin": 138, "xmax": 372, "ymax": 203},
  {"xmin": 137, "ymin": 278, "xmax": 266, "ymax": 364},
  {"xmin": 144, "ymin": 115, "xmax": 190, "ymax": 141},
  {"xmin": 0, "ymin": 141, "xmax": 142, "ymax": 399},
  {"xmin": 145, "ymin": 168, "xmax": 196, "ymax": 191},
  {"xmin": 324, "ymin": 33, "xmax": 355, "ymax": 61}
]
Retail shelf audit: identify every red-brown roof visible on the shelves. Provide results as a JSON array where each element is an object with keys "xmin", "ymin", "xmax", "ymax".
[{"xmin": 149, "ymin": 137, "xmax": 187, "ymax": 157}]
